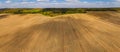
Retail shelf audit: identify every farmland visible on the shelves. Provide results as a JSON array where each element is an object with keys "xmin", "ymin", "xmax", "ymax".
[{"xmin": 0, "ymin": 8, "xmax": 120, "ymax": 52}]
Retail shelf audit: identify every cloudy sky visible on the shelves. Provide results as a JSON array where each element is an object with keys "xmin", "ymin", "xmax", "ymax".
[{"xmin": 0, "ymin": 0, "xmax": 120, "ymax": 8}]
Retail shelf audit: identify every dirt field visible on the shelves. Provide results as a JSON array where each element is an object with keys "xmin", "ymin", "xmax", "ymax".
[{"xmin": 0, "ymin": 12, "xmax": 120, "ymax": 52}]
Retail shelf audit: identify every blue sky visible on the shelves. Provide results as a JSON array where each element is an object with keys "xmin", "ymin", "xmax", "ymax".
[
  {"xmin": 0, "ymin": 0, "xmax": 115, "ymax": 3},
  {"xmin": 0, "ymin": 0, "xmax": 120, "ymax": 8}
]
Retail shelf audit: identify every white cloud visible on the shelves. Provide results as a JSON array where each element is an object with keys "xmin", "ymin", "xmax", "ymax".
[
  {"xmin": 21, "ymin": 2, "xmax": 35, "ymax": 4},
  {"xmin": 65, "ymin": 0, "xmax": 80, "ymax": 2},
  {"xmin": 116, "ymin": 0, "xmax": 120, "ymax": 2},
  {"xmin": 0, "ymin": 0, "xmax": 120, "ymax": 8},
  {"xmin": 83, "ymin": 1, "xmax": 88, "ymax": 3},
  {"xmin": 52, "ymin": 0, "xmax": 57, "ymax": 2},
  {"xmin": 5, "ymin": 0, "xmax": 11, "ymax": 3},
  {"xmin": 36, "ymin": 0, "xmax": 49, "ymax": 2}
]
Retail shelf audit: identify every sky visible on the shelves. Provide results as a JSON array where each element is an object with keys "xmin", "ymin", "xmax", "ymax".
[{"xmin": 0, "ymin": 0, "xmax": 120, "ymax": 8}]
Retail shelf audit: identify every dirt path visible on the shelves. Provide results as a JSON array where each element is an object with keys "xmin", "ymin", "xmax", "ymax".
[{"xmin": 0, "ymin": 12, "xmax": 120, "ymax": 52}]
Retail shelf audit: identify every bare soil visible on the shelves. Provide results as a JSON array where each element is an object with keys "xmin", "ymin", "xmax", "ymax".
[{"xmin": 0, "ymin": 12, "xmax": 120, "ymax": 52}]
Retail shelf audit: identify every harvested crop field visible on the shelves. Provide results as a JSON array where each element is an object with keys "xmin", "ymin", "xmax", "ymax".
[{"xmin": 0, "ymin": 11, "xmax": 120, "ymax": 52}]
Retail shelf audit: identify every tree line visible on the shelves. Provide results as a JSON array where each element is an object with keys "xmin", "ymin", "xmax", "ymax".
[{"xmin": 0, "ymin": 8, "xmax": 120, "ymax": 16}]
